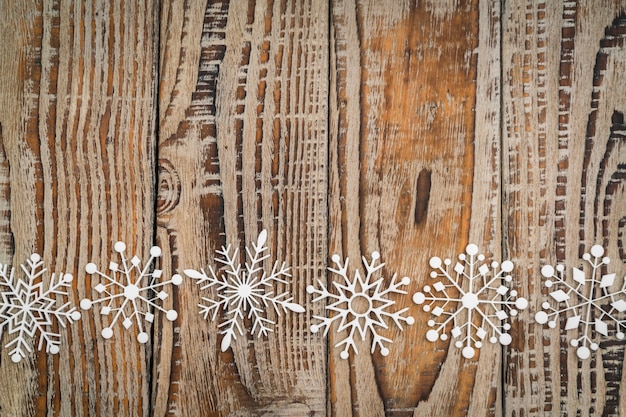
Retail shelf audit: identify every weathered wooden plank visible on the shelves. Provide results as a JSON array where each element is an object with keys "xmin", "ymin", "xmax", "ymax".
[
  {"xmin": 329, "ymin": 1, "xmax": 504, "ymax": 416},
  {"xmin": 0, "ymin": 2, "xmax": 43, "ymax": 415},
  {"xmin": 0, "ymin": 1, "xmax": 160, "ymax": 416},
  {"xmin": 502, "ymin": 1, "xmax": 626, "ymax": 416},
  {"xmin": 156, "ymin": 0, "xmax": 328, "ymax": 415}
]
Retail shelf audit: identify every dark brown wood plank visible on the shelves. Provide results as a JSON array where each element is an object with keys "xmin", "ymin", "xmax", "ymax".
[
  {"xmin": 328, "ymin": 1, "xmax": 504, "ymax": 416},
  {"xmin": 0, "ymin": 1, "xmax": 160, "ymax": 415},
  {"xmin": 502, "ymin": 1, "xmax": 626, "ymax": 416},
  {"xmin": 155, "ymin": 1, "xmax": 329, "ymax": 415}
]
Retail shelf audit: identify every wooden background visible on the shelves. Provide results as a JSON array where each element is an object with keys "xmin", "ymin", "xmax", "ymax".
[{"xmin": 0, "ymin": 0, "xmax": 625, "ymax": 416}]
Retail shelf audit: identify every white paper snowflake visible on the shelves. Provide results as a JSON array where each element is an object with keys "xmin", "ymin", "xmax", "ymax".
[
  {"xmin": 0, "ymin": 254, "xmax": 81, "ymax": 363},
  {"xmin": 80, "ymin": 243, "xmax": 182, "ymax": 344},
  {"xmin": 413, "ymin": 244, "xmax": 528, "ymax": 359},
  {"xmin": 535, "ymin": 245, "xmax": 626, "ymax": 359},
  {"xmin": 307, "ymin": 251, "xmax": 414, "ymax": 359},
  {"xmin": 184, "ymin": 229, "xmax": 305, "ymax": 352}
]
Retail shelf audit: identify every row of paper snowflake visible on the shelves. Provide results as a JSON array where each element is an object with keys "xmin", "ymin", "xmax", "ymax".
[{"xmin": 0, "ymin": 231, "xmax": 622, "ymax": 363}]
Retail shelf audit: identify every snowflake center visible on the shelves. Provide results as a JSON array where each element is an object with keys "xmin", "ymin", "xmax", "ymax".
[
  {"xmin": 348, "ymin": 294, "xmax": 372, "ymax": 316},
  {"xmin": 124, "ymin": 284, "xmax": 141, "ymax": 300},
  {"xmin": 461, "ymin": 292, "xmax": 479, "ymax": 310},
  {"xmin": 237, "ymin": 284, "xmax": 253, "ymax": 299}
]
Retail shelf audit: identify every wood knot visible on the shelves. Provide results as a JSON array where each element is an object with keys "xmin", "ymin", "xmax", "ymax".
[
  {"xmin": 414, "ymin": 168, "xmax": 432, "ymax": 225},
  {"xmin": 157, "ymin": 159, "xmax": 181, "ymax": 216}
]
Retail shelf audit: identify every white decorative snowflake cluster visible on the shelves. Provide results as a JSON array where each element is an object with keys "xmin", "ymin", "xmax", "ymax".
[
  {"xmin": 0, "ymin": 254, "xmax": 81, "ymax": 362},
  {"xmin": 307, "ymin": 251, "xmax": 414, "ymax": 359},
  {"xmin": 413, "ymin": 244, "xmax": 528, "ymax": 359},
  {"xmin": 7, "ymin": 231, "xmax": 623, "ymax": 366},
  {"xmin": 535, "ymin": 245, "xmax": 626, "ymax": 359},
  {"xmin": 80, "ymin": 243, "xmax": 182, "ymax": 344},
  {"xmin": 184, "ymin": 230, "xmax": 304, "ymax": 352}
]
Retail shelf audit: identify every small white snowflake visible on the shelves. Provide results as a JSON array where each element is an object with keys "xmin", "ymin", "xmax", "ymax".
[
  {"xmin": 413, "ymin": 244, "xmax": 528, "ymax": 359},
  {"xmin": 307, "ymin": 251, "xmax": 414, "ymax": 359},
  {"xmin": 184, "ymin": 229, "xmax": 305, "ymax": 352},
  {"xmin": 80, "ymin": 243, "xmax": 182, "ymax": 344},
  {"xmin": 535, "ymin": 245, "xmax": 626, "ymax": 359},
  {"xmin": 0, "ymin": 254, "xmax": 81, "ymax": 363}
]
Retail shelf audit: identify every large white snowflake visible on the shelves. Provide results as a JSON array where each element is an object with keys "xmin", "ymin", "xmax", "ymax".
[
  {"xmin": 184, "ymin": 229, "xmax": 304, "ymax": 352},
  {"xmin": 413, "ymin": 244, "xmax": 528, "ymax": 359},
  {"xmin": 307, "ymin": 251, "xmax": 414, "ymax": 359},
  {"xmin": 80, "ymin": 242, "xmax": 182, "ymax": 344},
  {"xmin": 535, "ymin": 245, "xmax": 626, "ymax": 359},
  {"xmin": 0, "ymin": 254, "xmax": 81, "ymax": 363}
]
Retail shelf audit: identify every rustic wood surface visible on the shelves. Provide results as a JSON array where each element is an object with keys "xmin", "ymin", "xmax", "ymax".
[
  {"xmin": 502, "ymin": 1, "xmax": 626, "ymax": 416},
  {"xmin": 156, "ymin": 0, "xmax": 328, "ymax": 415},
  {"xmin": 0, "ymin": 1, "xmax": 160, "ymax": 416},
  {"xmin": 0, "ymin": 1, "xmax": 625, "ymax": 416}
]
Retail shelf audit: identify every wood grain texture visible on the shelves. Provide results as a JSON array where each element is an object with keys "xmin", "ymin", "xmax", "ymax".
[
  {"xmin": 328, "ymin": 1, "xmax": 504, "ymax": 416},
  {"xmin": 502, "ymin": 1, "xmax": 626, "ymax": 416},
  {"xmin": 156, "ymin": 0, "xmax": 328, "ymax": 415},
  {"xmin": 0, "ymin": 2, "xmax": 42, "ymax": 415},
  {"xmin": 2, "ymin": 1, "xmax": 626, "ymax": 416},
  {"xmin": 0, "ymin": 1, "xmax": 159, "ymax": 416}
]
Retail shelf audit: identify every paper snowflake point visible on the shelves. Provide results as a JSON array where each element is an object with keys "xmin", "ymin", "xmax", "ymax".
[
  {"xmin": 413, "ymin": 244, "xmax": 528, "ymax": 359},
  {"xmin": 80, "ymin": 242, "xmax": 182, "ymax": 344},
  {"xmin": 0, "ymin": 254, "xmax": 81, "ymax": 363},
  {"xmin": 307, "ymin": 251, "xmax": 414, "ymax": 359},
  {"xmin": 535, "ymin": 244, "xmax": 625, "ymax": 360},
  {"xmin": 184, "ymin": 229, "xmax": 305, "ymax": 352}
]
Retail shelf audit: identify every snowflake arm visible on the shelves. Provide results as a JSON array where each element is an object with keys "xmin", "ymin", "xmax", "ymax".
[
  {"xmin": 81, "ymin": 243, "xmax": 182, "ymax": 344},
  {"xmin": 413, "ymin": 244, "xmax": 528, "ymax": 359},
  {"xmin": 308, "ymin": 251, "xmax": 414, "ymax": 359},
  {"xmin": 0, "ymin": 254, "xmax": 81, "ymax": 363},
  {"xmin": 184, "ymin": 229, "xmax": 304, "ymax": 352},
  {"xmin": 535, "ymin": 245, "xmax": 626, "ymax": 359},
  {"xmin": 256, "ymin": 261, "xmax": 302, "ymax": 315},
  {"xmin": 307, "ymin": 280, "xmax": 342, "ymax": 338}
]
